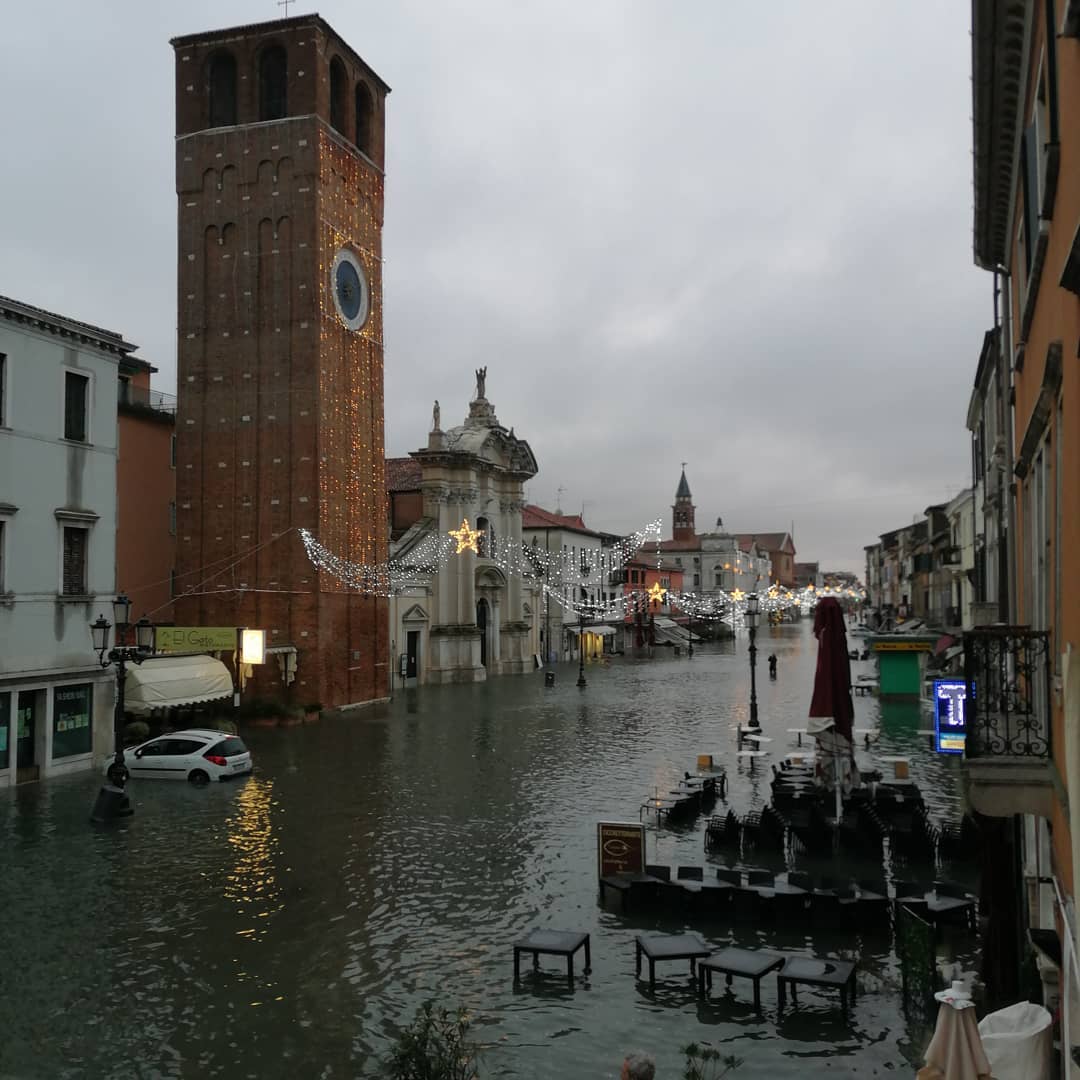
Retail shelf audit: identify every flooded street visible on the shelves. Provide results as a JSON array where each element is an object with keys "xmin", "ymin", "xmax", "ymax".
[{"xmin": 0, "ymin": 621, "xmax": 973, "ymax": 1078}]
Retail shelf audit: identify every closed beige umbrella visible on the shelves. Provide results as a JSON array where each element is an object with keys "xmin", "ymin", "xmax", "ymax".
[{"xmin": 917, "ymin": 982, "xmax": 991, "ymax": 1080}]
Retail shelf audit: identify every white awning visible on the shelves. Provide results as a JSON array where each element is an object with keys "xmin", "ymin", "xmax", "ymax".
[
  {"xmin": 566, "ymin": 624, "xmax": 616, "ymax": 636},
  {"xmin": 124, "ymin": 654, "xmax": 234, "ymax": 715}
]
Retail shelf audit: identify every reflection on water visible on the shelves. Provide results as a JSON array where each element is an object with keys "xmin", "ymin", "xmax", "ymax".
[
  {"xmin": 0, "ymin": 622, "xmax": 974, "ymax": 1077},
  {"xmin": 225, "ymin": 777, "xmax": 280, "ymax": 934}
]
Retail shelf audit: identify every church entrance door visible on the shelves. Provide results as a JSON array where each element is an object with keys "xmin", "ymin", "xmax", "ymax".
[{"xmin": 476, "ymin": 600, "xmax": 489, "ymax": 667}]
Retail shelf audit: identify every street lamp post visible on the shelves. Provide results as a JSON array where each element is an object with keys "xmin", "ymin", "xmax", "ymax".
[
  {"xmin": 89, "ymin": 595, "xmax": 154, "ymax": 824},
  {"xmin": 688, "ymin": 607, "xmax": 694, "ymax": 658},
  {"xmin": 577, "ymin": 577, "xmax": 589, "ymax": 688},
  {"xmin": 746, "ymin": 593, "xmax": 761, "ymax": 730}
]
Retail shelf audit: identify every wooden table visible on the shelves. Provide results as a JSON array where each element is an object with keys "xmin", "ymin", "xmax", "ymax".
[
  {"xmin": 635, "ymin": 933, "xmax": 711, "ymax": 991},
  {"xmin": 777, "ymin": 957, "xmax": 857, "ymax": 1010},
  {"xmin": 513, "ymin": 929, "xmax": 591, "ymax": 987},
  {"xmin": 896, "ymin": 890, "xmax": 977, "ymax": 931},
  {"xmin": 698, "ymin": 947, "xmax": 785, "ymax": 1009}
]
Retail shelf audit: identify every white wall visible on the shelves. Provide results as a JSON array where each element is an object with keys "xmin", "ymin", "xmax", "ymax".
[{"xmin": 0, "ymin": 317, "xmax": 119, "ymax": 783}]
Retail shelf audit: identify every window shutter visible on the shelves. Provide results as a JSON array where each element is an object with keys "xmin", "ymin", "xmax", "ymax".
[
  {"xmin": 1021, "ymin": 122, "xmax": 1040, "ymax": 276},
  {"xmin": 64, "ymin": 372, "xmax": 87, "ymax": 442},
  {"xmin": 63, "ymin": 528, "xmax": 87, "ymax": 595}
]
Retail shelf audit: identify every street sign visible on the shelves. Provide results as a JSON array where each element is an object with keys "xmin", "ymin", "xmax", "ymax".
[
  {"xmin": 597, "ymin": 821, "xmax": 645, "ymax": 878},
  {"xmin": 155, "ymin": 626, "xmax": 238, "ymax": 652},
  {"xmin": 934, "ymin": 679, "xmax": 968, "ymax": 754}
]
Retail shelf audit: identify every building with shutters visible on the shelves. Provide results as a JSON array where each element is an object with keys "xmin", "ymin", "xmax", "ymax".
[
  {"xmin": 0, "ymin": 295, "xmax": 126, "ymax": 786},
  {"xmin": 964, "ymin": 0, "xmax": 1080, "ymax": 1016}
]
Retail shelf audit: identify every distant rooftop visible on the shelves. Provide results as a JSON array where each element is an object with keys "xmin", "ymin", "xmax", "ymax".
[
  {"xmin": 385, "ymin": 457, "xmax": 422, "ymax": 492},
  {"xmin": 522, "ymin": 505, "xmax": 595, "ymax": 534}
]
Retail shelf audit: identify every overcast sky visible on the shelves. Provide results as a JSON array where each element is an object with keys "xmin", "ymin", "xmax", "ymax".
[{"xmin": 0, "ymin": 1, "xmax": 986, "ymax": 576}]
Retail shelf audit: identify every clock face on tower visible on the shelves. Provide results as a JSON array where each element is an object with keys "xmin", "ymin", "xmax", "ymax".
[{"xmin": 331, "ymin": 248, "xmax": 370, "ymax": 331}]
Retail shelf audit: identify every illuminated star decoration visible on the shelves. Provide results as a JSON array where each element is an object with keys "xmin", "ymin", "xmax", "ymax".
[
  {"xmin": 647, "ymin": 582, "xmax": 666, "ymax": 604},
  {"xmin": 449, "ymin": 518, "xmax": 482, "ymax": 555},
  {"xmin": 730, "ymin": 588, "xmax": 745, "ymax": 602}
]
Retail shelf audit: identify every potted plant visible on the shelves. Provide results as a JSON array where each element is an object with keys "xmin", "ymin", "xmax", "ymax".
[
  {"xmin": 280, "ymin": 705, "xmax": 305, "ymax": 728},
  {"xmin": 682, "ymin": 1044, "xmax": 742, "ymax": 1080},
  {"xmin": 384, "ymin": 1002, "xmax": 480, "ymax": 1080},
  {"xmin": 303, "ymin": 701, "xmax": 323, "ymax": 723},
  {"xmin": 245, "ymin": 699, "xmax": 286, "ymax": 728},
  {"xmin": 122, "ymin": 720, "xmax": 150, "ymax": 746}
]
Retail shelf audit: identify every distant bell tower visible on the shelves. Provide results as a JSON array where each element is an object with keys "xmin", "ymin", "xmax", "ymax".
[
  {"xmin": 170, "ymin": 15, "xmax": 391, "ymax": 709},
  {"xmin": 673, "ymin": 467, "xmax": 696, "ymax": 541}
]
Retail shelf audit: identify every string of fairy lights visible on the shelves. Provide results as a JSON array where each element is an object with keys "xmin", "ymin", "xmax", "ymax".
[{"xmin": 300, "ymin": 514, "xmax": 866, "ymax": 623}]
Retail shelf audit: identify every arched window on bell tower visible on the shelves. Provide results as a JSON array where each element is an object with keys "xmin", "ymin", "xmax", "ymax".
[
  {"xmin": 355, "ymin": 81, "xmax": 374, "ymax": 157},
  {"xmin": 329, "ymin": 57, "xmax": 347, "ymax": 135},
  {"xmin": 259, "ymin": 45, "xmax": 288, "ymax": 121},
  {"xmin": 208, "ymin": 51, "xmax": 237, "ymax": 128}
]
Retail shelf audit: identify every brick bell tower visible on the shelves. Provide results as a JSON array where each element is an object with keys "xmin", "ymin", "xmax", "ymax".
[
  {"xmin": 673, "ymin": 467, "xmax": 696, "ymax": 541},
  {"xmin": 171, "ymin": 15, "xmax": 390, "ymax": 709}
]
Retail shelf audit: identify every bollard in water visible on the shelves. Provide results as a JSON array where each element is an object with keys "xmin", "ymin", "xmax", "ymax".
[
  {"xmin": 544, "ymin": 671, "xmax": 555, "ymax": 687},
  {"xmin": 90, "ymin": 783, "xmax": 134, "ymax": 823}
]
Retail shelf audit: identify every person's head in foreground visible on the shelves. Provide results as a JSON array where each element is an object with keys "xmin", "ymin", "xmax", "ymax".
[{"xmin": 621, "ymin": 1051, "xmax": 656, "ymax": 1080}]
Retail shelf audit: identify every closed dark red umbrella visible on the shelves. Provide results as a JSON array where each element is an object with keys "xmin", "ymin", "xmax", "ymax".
[
  {"xmin": 807, "ymin": 597, "xmax": 855, "ymax": 816},
  {"xmin": 809, "ymin": 598, "xmax": 854, "ymax": 740}
]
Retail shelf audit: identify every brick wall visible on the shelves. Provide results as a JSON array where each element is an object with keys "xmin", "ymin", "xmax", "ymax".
[{"xmin": 172, "ymin": 16, "xmax": 389, "ymax": 708}]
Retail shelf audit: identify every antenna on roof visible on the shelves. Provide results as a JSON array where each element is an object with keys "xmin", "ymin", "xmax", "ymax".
[
  {"xmin": 556, "ymin": 486, "xmax": 566, "ymax": 514},
  {"xmin": 278, "ymin": 0, "xmax": 294, "ymax": 15}
]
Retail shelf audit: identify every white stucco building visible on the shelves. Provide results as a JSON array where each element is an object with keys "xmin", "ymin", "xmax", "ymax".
[
  {"xmin": 522, "ymin": 506, "xmax": 624, "ymax": 663},
  {"xmin": 0, "ymin": 296, "xmax": 131, "ymax": 786}
]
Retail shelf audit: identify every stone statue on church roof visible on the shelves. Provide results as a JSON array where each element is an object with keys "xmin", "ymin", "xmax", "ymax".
[
  {"xmin": 475, "ymin": 366, "xmax": 487, "ymax": 400},
  {"xmin": 432, "ymin": 399, "xmax": 441, "ymax": 431}
]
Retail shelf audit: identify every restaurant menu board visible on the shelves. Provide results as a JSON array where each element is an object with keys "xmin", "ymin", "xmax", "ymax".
[
  {"xmin": 53, "ymin": 684, "xmax": 92, "ymax": 759},
  {"xmin": 934, "ymin": 679, "xmax": 968, "ymax": 754},
  {"xmin": 597, "ymin": 821, "xmax": 646, "ymax": 878}
]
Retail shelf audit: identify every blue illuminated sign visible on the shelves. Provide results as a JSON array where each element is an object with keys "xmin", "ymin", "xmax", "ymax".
[{"xmin": 934, "ymin": 679, "xmax": 968, "ymax": 754}]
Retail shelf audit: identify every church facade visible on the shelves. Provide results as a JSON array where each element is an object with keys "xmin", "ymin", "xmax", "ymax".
[{"xmin": 387, "ymin": 374, "xmax": 541, "ymax": 685}]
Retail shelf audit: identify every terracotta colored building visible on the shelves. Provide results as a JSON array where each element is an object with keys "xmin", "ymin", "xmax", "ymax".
[
  {"xmin": 733, "ymin": 531, "xmax": 796, "ymax": 587},
  {"xmin": 622, "ymin": 557, "xmax": 685, "ymax": 647},
  {"xmin": 170, "ymin": 15, "xmax": 390, "ymax": 708},
  {"xmin": 969, "ymin": 0, "xmax": 1080, "ymax": 1015},
  {"xmin": 116, "ymin": 357, "xmax": 175, "ymax": 625},
  {"xmin": 386, "ymin": 457, "xmax": 422, "ymax": 542}
]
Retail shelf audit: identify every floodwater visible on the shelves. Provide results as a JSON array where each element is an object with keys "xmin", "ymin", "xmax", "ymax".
[{"xmin": 0, "ymin": 621, "xmax": 975, "ymax": 1078}]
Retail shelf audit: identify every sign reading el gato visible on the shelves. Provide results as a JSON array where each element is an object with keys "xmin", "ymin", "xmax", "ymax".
[
  {"xmin": 155, "ymin": 627, "xmax": 238, "ymax": 652},
  {"xmin": 596, "ymin": 821, "xmax": 646, "ymax": 878}
]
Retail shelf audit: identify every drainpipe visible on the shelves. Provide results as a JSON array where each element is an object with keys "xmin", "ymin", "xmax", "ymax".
[{"xmin": 997, "ymin": 268, "xmax": 1017, "ymax": 625}]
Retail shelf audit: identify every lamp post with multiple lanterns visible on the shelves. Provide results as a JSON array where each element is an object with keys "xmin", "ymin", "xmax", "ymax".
[
  {"xmin": 746, "ymin": 592, "xmax": 761, "ymax": 730},
  {"xmin": 89, "ymin": 594, "xmax": 154, "ymax": 823}
]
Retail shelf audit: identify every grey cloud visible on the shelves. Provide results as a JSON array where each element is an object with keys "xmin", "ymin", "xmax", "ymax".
[{"xmin": 0, "ymin": 0, "xmax": 986, "ymax": 574}]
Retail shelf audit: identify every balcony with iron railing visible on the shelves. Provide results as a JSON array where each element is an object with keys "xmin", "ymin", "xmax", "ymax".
[
  {"xmin": 962, "ymin": 626, "xmax": 1053, "ymax": 818},
  {"xmin": 118, "ymin": 382, "xmax": 177, "ymax": 416}
]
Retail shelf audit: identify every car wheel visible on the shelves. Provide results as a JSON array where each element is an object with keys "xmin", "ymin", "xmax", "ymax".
[{"xmin": 188, "ymin": 769, "xmax": 210, "ymax": 786}]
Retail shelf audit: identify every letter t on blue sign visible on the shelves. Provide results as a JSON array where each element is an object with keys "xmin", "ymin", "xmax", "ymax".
[{"xmin": 934, "ymin": 679, "xmax": 967, "ymax": 754}]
